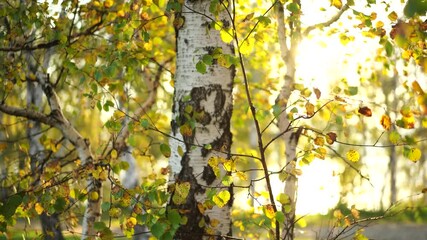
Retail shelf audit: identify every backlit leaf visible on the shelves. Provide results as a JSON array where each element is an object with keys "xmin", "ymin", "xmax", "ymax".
[
  {"xmin": 412, "ymin": 80, "xmax": 425, "ymax": 95},
  {"xmin": 314, "ymin": 88, "xmax": 321, "ymax": 99},
  {"xmin": 380, "ymin": 114, "xmax": 392, "ymax": 131},
  {"xmin": 314, "ymin": 136, "xmax": 325, "ymax": 146},
  {"xmin": 331, "ymin": 0, "xmax": 342, "ymax": 9},
  {"xmin": 326, "ymin": 132, "xmax": 337, "ymax": 144},
  {"xmin": 404, "ymin": 147, "xmax": 421, "ymax": 162},
  {"xmin": 212, "ymin": 190, "xmax": 230, "ymax": 208},
  {"xmin": 388, "ymin": 11, "xmax": 398, "ymax": 21},
  {"xmin": 243, "ymin": 13, "xmax": 254, "ymax": 22},
  {"xmin": 277, "ymin": 193, "xmax": 290, "ymax": 205},
  {"xmin": 358, "ymin": 106, "xmax": 372, "ymax": 117},
  {"xmin": 351, "ymin": 205, "xmax": 360, "ymax": 219},
  {"xmin": 306, "ymin": 102, "xmax": 315, "ymax": 116},
  {"xmin": 264, "ymin": 204, "xmax": 275, "ymax": 219},
  {"xmin": 346, "ymin": 149, "xmax": 360, "ymax": 162}
]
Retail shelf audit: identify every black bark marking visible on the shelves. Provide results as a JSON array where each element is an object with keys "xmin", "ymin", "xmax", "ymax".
[
  {"xmin": 202, "ymin": 165, "xmax": 216, "ymax": 185},
  {"xmin": 170, "ymin": 153, "xmax": 205, "ymax": 239}
]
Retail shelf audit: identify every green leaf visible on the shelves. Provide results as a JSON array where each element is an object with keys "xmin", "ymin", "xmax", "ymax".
[
  {"xmin": 202, "ymin": 55, "xmax": 213, "ymax": 65},
  {"xmin": 53, "ymin": 197, "xmax": 66, "ymax": 212},
  {"xmin": 96, "ymin": 101, "xmax": 102, "ymax": 111},
  {"xmin": 94, "ymin": 221, "xmax": 107, "ymax": 230},
  {"xmin": 221, "ymin": 175, "xmax": 233, "ymax": 186},
  {"xmin": 152, "ymin": 222, "xmax": 168, "ymax": 238},
  {"xmin": 257, "ymin": 16, "xmax": 271, "ymax": 26},
  {"xmin": 347, "ymin": 86, "xmax": 358, "ymax": 96},
  {"xmin": 103, "ymin": 100, "xmax": 114, "ymax": 112},
  {"xmin": 389, "ymin": 131, "xmax": 400, "ymax": 144},
  {"xmin": 277, "ymin": 193, "xmax": 290, "ymax": 205},
  {"xmin": 160, "ymin": 143, "xmax": 171, "ymax": 158},
  {"xmin": 168, "ymin": 209, "xmax": 181, "ymax": 225},
  {"xmin": 101, "ymin": 202, "xmax": 111, "ymax": 212},
  {"xmin": 275, "ymin": 211, "xmax": 285, "ymax": 222},
  {"xmin": 404, "ymin": 0, "xmax": 427, "ymax": 17},
  {"xmin": 286, "ymin": 2, "xmax": 300, "ymax": 13},
  {"xmin": 0, "ymin": 194, "xmax": 22, "ymax": 218},
  {"xmin": 140, "ymin": 119, "xmax": 150, "ymax": 129},
  {"xmin": 385, "ymin": 41, "xmax": 393, "ymax": 56},
  {"xmin": 196, "ymin": 61, "xmax": 207, "ymax": 74}
]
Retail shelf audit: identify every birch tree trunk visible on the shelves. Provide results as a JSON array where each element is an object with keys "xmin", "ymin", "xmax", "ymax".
[
  {"xmin": 168, "ymin": 1, "xmax": 234, "ymax": 238},
  {"xmin": 276, "ymin": 3, "xmax": 300, "ymax": 239},
  {"xmin": 276, "ymin": 2, "xmax": 349, "ymax": 238}
]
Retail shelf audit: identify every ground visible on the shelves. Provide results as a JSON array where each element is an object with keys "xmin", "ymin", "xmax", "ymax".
[{"xmin": 296, "ymin": 222, "xmax": 427, "ymax": 240}]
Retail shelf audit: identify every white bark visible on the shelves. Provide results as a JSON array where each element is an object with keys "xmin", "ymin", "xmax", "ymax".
[
  {"xmin": 276, "ymin": 3, "xmax": 299, "ymax": 239},
  {"xmin": 169, "ymin": 0, "xmax": 234, "ymax": 238}
]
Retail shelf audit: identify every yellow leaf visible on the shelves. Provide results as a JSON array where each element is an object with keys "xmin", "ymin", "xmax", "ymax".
[
  {"xmin": 346, "ymin": 149, "xmax": 360, "ymax": 162},
  {"xmin": 388, "ymin": 11, "xmax": 398, "ymax": 22},
  {"xmin": 212, "ymin": 190, "xmax": 230, "ymax": 208},
  {"xmin": 35, "ymin": 203, "xmax": 44, "ymax": 215},
  {"xmin": 117, "ymin": 10, "xmax": 125, "ymax": 18},
  {"xmin": 331, "ymin": 0, "xmax": 342, "ymax": 9},
  {"xmin": 412, "ymin": 80, "xmax": 425, "ymax": 95},
  {"xmin": 89, "ymin": 191, "xmax": 99, "ymax": 201},
  {"xmin": 197, "ymin": 203, "xmax": 205, "ymax": 214},
  {"xmin": 314, "ymin": 136, "xmax": 325, "ymax": 146},
  {"xmin": 305, "ymin": 102, "xmax": 315, "ymax": 116},
  {"xmin": 111, "ymin": 149, "xmax": 118, "ymax": 159},
  {"xmin": 402, "ymin": 50, "xmax": 412, "ymax": 60},
  {"xmin": 210, "ymin": 218, "xmax": 220, "ymax": 227},
  {"xmin": 407, "ymin": 148, "xmax": 421, "ymax": 162},
  {"xmin": 239, "ymin": 38, "xmax": 255, "ymax": 55},
  {"xmin": 376, "ymin": 21, "xmax": 384, "ymax": 28},
  {"xmin": 220, "ymin": 29, "xmax": 234, "ymax": 44},
  {"xmin": 236, "ymin": 171, "xmax": 247, "ymax": 181},
  {"xmin": 333, "ymin": 209, "xmax": 343, "ymax": 219},
  {"xmin": 264, "ymin": 204, "xmax": 275, "ymax": 219},
  {"xmin": 351, "ymin": 205, "xmax": 360, "ymax": 219},
  {"xmin": 315, "ymin": 147, "xmax": 327, "ymax": 160},
  {"xmin": 223, "ymin": 160, "xmax": 235, "ymax": 172},
  {"xmin": 126, "ymin": 217, "xmax": 137, "ymax": 228},
  {"xmin": 380, "ymin": 114, "xmax": 392, "ymax": 131},
  {"xmin": 104, "ymin": 0, "xmax": 113, "ymax": 8}
]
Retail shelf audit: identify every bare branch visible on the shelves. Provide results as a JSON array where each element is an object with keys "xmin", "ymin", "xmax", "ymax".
[{"xmin": 303, "ymin": 4, "xmax": 350, "ymax": 36}]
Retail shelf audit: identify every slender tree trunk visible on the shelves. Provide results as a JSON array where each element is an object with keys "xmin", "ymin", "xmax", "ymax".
[
  {"xmin": 276, "ymin": 3, "xmax": 300, "ymax": 238},
  {"xmin": 168, "ymin": 0, "xmax": 234, "ymax": 238}
]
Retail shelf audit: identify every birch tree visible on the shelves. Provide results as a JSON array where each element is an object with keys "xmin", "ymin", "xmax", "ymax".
[{"xmin": 167, "ymin": 0, "xmax": 235, "ymax": 238}]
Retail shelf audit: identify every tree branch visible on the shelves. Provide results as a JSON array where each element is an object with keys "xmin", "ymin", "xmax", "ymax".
[
  {"xmin": 0, "ymin": 17, "xmax": 104, "ymax": 52},
  {"xmin": 0, "ymin": 104, "xmax": 58, "ymax": 127},
  {"xmin": 303, "ymin": 3, "xmax": 350, "ymax": 36}
]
